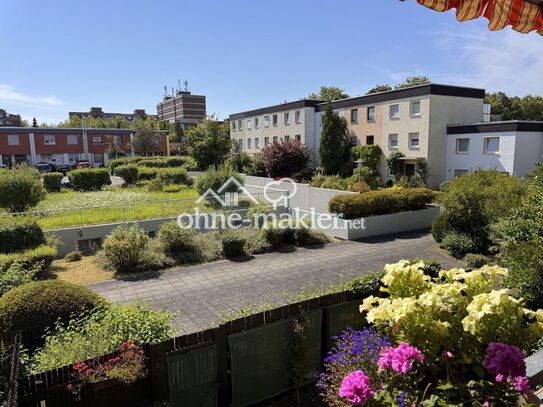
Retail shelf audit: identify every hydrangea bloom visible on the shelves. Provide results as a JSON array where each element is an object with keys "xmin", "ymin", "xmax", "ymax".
[
  {"xmin": 482, "ymin": 342, "xmax": 526, "ymax": 378},
  {"xmin": 510, "ymin": 376, "xmax": 530, "ymax": 392},
  {"xmin": 338, "ymin": 371, "xmax": 375, "ymax": 404},
  {"xmin": 377, "ymin": 342, "xmax": 424, "ymax": 373}
]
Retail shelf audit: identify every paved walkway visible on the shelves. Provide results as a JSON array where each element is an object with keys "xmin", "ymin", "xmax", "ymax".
[{"xmin": 88, "ymin": 232, "xmax": 462, "ymax": 334}]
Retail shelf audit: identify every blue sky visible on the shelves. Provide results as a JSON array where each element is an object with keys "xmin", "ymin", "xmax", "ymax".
[{"xmin": 1, "ymin": 0, "xmax": 541, "ymax": 124}]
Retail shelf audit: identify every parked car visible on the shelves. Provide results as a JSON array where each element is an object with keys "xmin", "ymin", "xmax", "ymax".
[
  {"xmin": 76, "ymin": 161, "xmax": 91, "ymax": 169},
  {"xmin": 56, "ymin": 165, "xmax": 72, "ymax": 175},
  {"xmin": 36, "ymin": 162, "xmax": 52, "ymax": 173}
]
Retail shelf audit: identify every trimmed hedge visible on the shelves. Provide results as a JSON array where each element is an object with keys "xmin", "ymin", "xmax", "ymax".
[
  {"xmin": 156, "ymin": 168, "xmax": 192, "ymax": 185},
  {"xmin": 108, "ymin": 156, "xmax": 196, "ymax": 174},
  {"xmin": 328, "ymin": 188, "xmax": 435, "ymax": 219},
  {"xmin": 0, "ymin": 244, "xmax": 57, "ymax": 275},
  {"xmin": 220, "ymin": 230, "xmax": 247, "ymax": 258},
  {"xmin": 114, "ymin": 165, "xmax": 139, "ymax": 185},
  {"xmin": 0, "ymin": 280, "xmax": 107, "ymax": 350},
  {"xmin": 0, "ymin": 216, "xmax": 45, "ymax": 254},
  {"xmin": 43, "ymin": 172, "xmax": 63, "ymax": 192},
  {"xmin": 69, "ymin": 168, "xmax": 110, "ymax": 191}
]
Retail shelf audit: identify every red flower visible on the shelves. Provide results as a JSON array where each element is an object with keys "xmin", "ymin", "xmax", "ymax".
[{"xmin": 66, "ymin": 384, "xmax": 74, "ymax": 390}]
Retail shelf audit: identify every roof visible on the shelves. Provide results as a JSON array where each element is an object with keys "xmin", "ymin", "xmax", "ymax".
[
  {"xmin": 447, "ymin": 121, "xmax": 543, "ymax": 134},
  {"xmin": 229, "ymin": 99, "xmax": 325, "ymax": 120},
  {"xmin": 0, "ymin": 127, "xmax": 135, "ymax": 134}
]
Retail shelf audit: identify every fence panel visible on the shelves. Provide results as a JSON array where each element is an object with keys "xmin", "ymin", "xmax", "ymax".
[
  {"xmin": 326, "ymin": 299, "xmax": 367, "ymax": 341},
  {"xmin": 228, "ymin": 310, "xmax": 322, "ymax": 407}
]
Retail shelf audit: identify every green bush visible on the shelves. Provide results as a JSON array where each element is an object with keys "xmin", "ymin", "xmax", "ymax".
[
  {"xmin": 163, "ymin": 185, "xmax": 182, "ymax": 193},
  {"xmin": 0, "ymin": 165, "xmax": 46, "ymax": 212},
  {"xmin": 431, "ymin": 213, "xmax": 451, "ymax": 243},
  {"xmin": 440, "ymin": 232, "xmax": 476, "ymax": 259},
  {"xmin": 351, "ymin": 166, "xmax": 381, "ymax": 189},
  {"xmin": 156, "ymin": 168, "xmax": 192, "ymax": 185},
  {"xmin": 246, "ymin": 205, "xmax": 272, "ymax": 227},
  {"xmin": 0, "ymin": 262, "xmax": 41, "ymax": 297},
  {"xmin": 30, "ymin": 301, "xmax": 173, "ymax": 373},
  {"xmin": 346, "ymin": 271, "xmax": 385, "ymax": 297},
  {"xmin": 102, "ymin": 225, "xmax": 150, "ymax": 273},
  {"xmin": 0, "ymin": 280, "xmax": 107, "ymax": 350},
  {"xmin": 195, "ymin": 166, "xmax": 244, "ymax": 196},
  {"xmin": 114, "ymin": 165, "xmax": 139, "ymax": 185},
  {"xmin": 64, "ymin": 250, "xmax": 82, "ymax": 262},
  {"xmin": 43, "ymin": 172, "xmax": 63, "ymax": 192},
  {"xmin": 464, "ymin": 253, "xmax": 489, "ymax": 268},
  {"xmin": 328, "ymin": 188, "xmax": 435, "ymax": 219},
  {"xmin": 0, "ymin": 245, "xmax": 57, "ymax": 275},
  {"xmin": 146, "ymin": 181, "xmax": 164, "ymax": 192},
  {"xmin": 310, "ymin": 173, "xmax": 352, "ymax": 191},
  {"xmin": 137, "ymin": 167, "xmax": 159, "ymax": 181},
  {"xmin": 294, "ymin": 227, "xmax": 329, "ymax": 246},
  {"xmin": 220, "ymin": 230, "xmax": 247, "ymax": 258},
  {"xmin": 0, "ymin": 216, "xmax": 45, "ymax": 253},
  {"xmin": 107, "ymin": 157, "xmax": 136, "ymax": 174},
  {"xmin": 69, "ymin": 168, "xmax": 110, "ymax": 191},
  {"xmin": 158, "ymin": 221, "xmax": 196, "ymax": 256}
]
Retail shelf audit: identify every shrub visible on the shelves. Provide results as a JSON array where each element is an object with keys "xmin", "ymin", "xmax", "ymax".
[
  {"xmin": 350, "ymin": 182, "xmax": 370, "ymax": 193},
  {"xmin": 464, "ymin": 253, "xmax": 489, "ymax": 268},
  {"xmin": 229, "ymin": 152, "xmax": 254, "ymax": 173},
  {"xmin": 431, "ymin": 213, "xmax": 450, "ymax": 243},
  {"xmin": 30, "ymin": 301, "xmax": 173, "ymax": 373},
  {"xmin": 328, "ymin": 188, "xmax": 435, "ymax": 219},
  {"xmin": 69, "ymin": 168, "xmax": 110, "ymax": 191},
  {"xmin": 0, "ymin": 280, "xmax": 107, "ymax": 350},
  {"xmin": 262, "ymin": 139, "xmax": 311, "ymax": 178},
  {"xmin": 43, "ymin": 172, "xmax": 63, "ymax": 192},
  {"xmin": 260, "ymin": 222, "xmax": 296, "ymax": 247},
  {"xmin": 156, "ymin": 168, "xmax": 192, "ymax": 185},
  {"xmin": 64, "ymin": 250, "xmax": 82, "ymax": 262},
  {"xmin": 102, "ymin": 225, "xmax": 150, "ymax": 273},
  {"xmin": 0, "ymin": 216, "xmax": 45, "ymax": 253},
  {"xmin": 0, "ymin": 262, "xmax": 41, "ymax": 297},
  {"xmin": 246, "ymin": 204, "xmax": 272, "ymax": 227},
  {"xmin": 346, "ymin": 271, "xmax": 385, "ymax": 297},
  {"xmin": 0, "ymin": 165, "xmax": 46, "ymax": 212},
  {"xmin": 220, "ymin": 230, "xmax": 247, "ymax": 258},
  {"xmin": 114, "ymin": 165, "xmax": 139, "ymax": 185},
  {"xmin": 195, "ymin": 166, "xmax": 244, "ymax": 196},
  {"xmin": 158, "ymin": 221, "xmax": 196, "ymax": 256},
  {"xmin": 386, "ymin": 151, "xmax": 405, "ymax": 180},
  {"xmin": 350, "ymin": 145, "xmax": 383, "ymax": 170},
  {"xmin": 136, "ymin": 166, "xmax": 159, "ymax": 181},
  {"xmin": 294, "ymin": 228, "xmax": 329, "ymax": 246},
  {"xmin": 310, "ymin": 173, "xmax": 350, "ymax": 191},
  {"xmin": 440, "ymin": 232, "xmax": 476, "ymax": 259},
  {"xmin": 135, "ymin": 158, "xmax": 167, "ymax": 168},
  {"xmin": 146, "ymin": 181, "xmax": 163, "ymax": 192},
  {"xmin": 351, "ymin": 166, "xmax": 381, "ymax": 189},
  {"xmin": 0, "ymin": 245, "xmax": 57, "ymax": 275},
  {"xmin": 245, "ymin": 153, "xmax": 266, "ymax": 177},
  {"xmin": 163, "ymin": 185, "xmax": 182, "ymax": 193}
]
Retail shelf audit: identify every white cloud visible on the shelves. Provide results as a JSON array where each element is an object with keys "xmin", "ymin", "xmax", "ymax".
[{"xmin": 0, "ymin": 84, "xmax": 63, "ymax": 107}]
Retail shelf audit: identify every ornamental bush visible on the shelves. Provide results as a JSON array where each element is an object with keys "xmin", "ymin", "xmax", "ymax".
[
  {"xmin": 102, "ymin": 225, "xmax": 149, "ymax": 273},
  {"xmin": 0, "ymin": 244, "xmax": 57, "ymax": 276},
  {"xmin": 114, "ymin": 165, "xmax": 139, "ymax": 185},
  {"xmin": 156, "ymin": 167, "xmax": 192, "ymax": 185},
  {"xmin": 0, "ymin": 165, "xmax": 46, "ymax": 212},
  {"xmin": 262, "ymin": 139, "xmax": 311, "ymax": 178},
  {"xmin": 43, "ymin": 172, "xmax": 63, "ymax": 192},
  {"xmin": 220, "ymin": 230, "xmax": 247, "ymax": 258},
  {"xmin": 439, "ymin": 232, "xmax": 477, "ymax": 259},
  {"xmin": 328, "ymin": 188, "xmax": 435, "ymax": 219},
  {"xmin": 0, "ymin": 280, "xmax": 107, "ymax": 351},
  {"xmin": 69, "ymin": 168, "xmax": 110, "ymax": 191},
  {"xmin": 158, "ymin": 221, "xmax": 195, "ymax": 256},
  {"xmin": 0, "ymin": 216, "xmax": 45, "ymax": 253},
  {"xmin": 195, "ymin": 165, "xmax": 243, "ymax": 196},
  {"xmin": 0, "ymin": 261, "xmax": 42, "ymax": 297}
]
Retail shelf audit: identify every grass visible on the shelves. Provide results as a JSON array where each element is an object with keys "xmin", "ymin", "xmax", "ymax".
[{"xmin": 48, "ymin": 256, "xmax": 115, "ymax": 285}]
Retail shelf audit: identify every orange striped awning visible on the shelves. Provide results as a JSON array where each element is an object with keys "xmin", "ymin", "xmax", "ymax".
[{"xmin": 404, "ymin": 0, "xmax": 543, "ymax": 34}]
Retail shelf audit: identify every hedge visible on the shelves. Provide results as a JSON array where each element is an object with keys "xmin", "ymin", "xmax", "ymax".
[
  {"xmin": 0, "ymin": 244, "xmax": 57, "ymax": 275},
  {"xmin": 108, "ymin": 156, "xmax": 195, "ymax": 174},
  {"xmin": 69, "ymin": 168, "xmax": 110, "ymax": 191},
  {"xmin": 138, "ymin": 167, "xmax": 192, "ymax": 185},
  {"xmin": 43, "ymin": 172, "xmax": 63, "ymax": 192},
  {"xmin": 328, "ymin": 188, "xmax": 435, "ymax": 219},
  {"xmin": 0, "ymin": 216, "xmax": 45, "ymax": 254},
  {"xmin": 114, "ymin": 165, "xmax": 139, "ymax": 185}
]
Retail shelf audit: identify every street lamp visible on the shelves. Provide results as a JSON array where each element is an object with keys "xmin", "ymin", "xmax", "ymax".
[{"xmin": 355, "ymin": 159, "xmax": 363, "ymax": 193}]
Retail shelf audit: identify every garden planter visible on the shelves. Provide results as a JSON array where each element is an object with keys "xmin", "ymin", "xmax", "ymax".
[{"xmin": 89, "ymin": 378, "xmax": 119, "ymax": 392}]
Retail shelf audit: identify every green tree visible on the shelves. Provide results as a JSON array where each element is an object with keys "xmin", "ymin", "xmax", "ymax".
[
  {"xmin": 395, "ymin": 76, "xmax": 430, "ymax": 89},
  {"xmin": 366, "ymin": 84, "xmax": 392, "ymax": 94},
  {"xmin": 186, "ymin": 118, "xmax": 231, "ymax": 170},
  {"xmin": 131, "ymin": 117, "xmax": 161, "ymax": 156},
  {"xmin": 386, "ymin": 151, "xmax": 405, "ymax": 180},
  {"xmin": 485, "ymin": 92, "xmax": 543, "ymax": 121},
  {"xmin": 319, "ymin": 104, "xmax": 350, "ymax": 175},
  {"xmin": 308, "ymin": 86, "xmax": 350, "ymax": 101}
]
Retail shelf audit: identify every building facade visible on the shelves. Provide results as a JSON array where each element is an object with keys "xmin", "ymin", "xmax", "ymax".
[
  {"xmin": 156, "ymin": 91, "xmax": 206, "ymax": 128},
  {"xmin": 0, "ymin": 127, "xmax": 169, "ymax": 168},
  {"xmin": 445, "ymin": 121, "xmax": 543, "ymax": 180},
  {"xmin": 0, "ymin": 109, "xmax": 22, "ymax": 127},
  {"xmin": 229, "ymin": 84, "xmax": 486, "ymax": 186},
  {"xmin": 69, "ymin": 107, "xmax": 156, "ymax": 121}
]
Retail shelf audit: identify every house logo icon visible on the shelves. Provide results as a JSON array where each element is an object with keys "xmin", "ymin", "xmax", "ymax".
[{"xmin": 195, "ymin": 176, "xmax": 260, "ymax": 207}]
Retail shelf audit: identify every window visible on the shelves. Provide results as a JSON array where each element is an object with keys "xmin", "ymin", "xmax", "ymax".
[
  {"xmin": 454, "ymin": 169, "xmax": 468, "ymax": 178},
  {"xmin": 264, "ymin": 137, "xmax": 270, "ymax": 147},
  {"xmin": 390, "ymin": 104, "xmax": 400, "ymax": 119},
  {"xmin": 484, "ymin": 137, "xmax": 499, "ymax": 154},
  {"xmin": 114, "ymin": 135, "xmax": 122, "ymax": 145},
  {"xmin": 264, "ymin": 116, "xmax": 270, "ymax": 128},
  {"xmin": 272, "ymin": 114, "xmax": 278, "ymax": 126},
  {"xmin": 232, "ymin": 121, "xmax": 236, "ymax": 130},
  {"xmin": 409, "ymin": 132, "xmax": 420, "ymax": 149},
  {"xmin": 44, "ymin": 135, "xmax": 56, "ymax": 145},
  {"xmin": 247, "ymin": 119, "xmax": 252, "ymax": 130},
  {"xmin": 456, "ymin": 138, "xmax": 469, "ymax": 154},
  {"xmin": 67, "ymin": 135, "xmax": 78, "ymax": 145},
  {"xmin": 321, "ymin": 115, "xmax": 325, "ymax": 125},
  {"xmin": 7, "ymin": 135, "xmax": 19, "ymax": 145},
  {"xmin": 273, "ymin": 136, "xmax": 278, "ymax": 143},
  {"xmin": 94, "ymin": 153, "xmax": 104, "ymax": 163},
  {"xmin": 41, "ymin": 154, "xmax": 53, "ymax": 161},
  {"xmin": 350, "ymin": 109, "xmax": 358, "ymax": 124},
  {"xmin": 350, "ymin": 136, "xmax": 358, "ymax": 146},
  {"xmin": 367, "ymin": 106, "xmax": 375, "ymax": 121},
  {"xmin": 410, "ymin": 101, "xmax": 421, "ymax": 117},
  {"xmin": 68, "ymin": 154, "xmax": 79, "ymax": 163},
  {"xmin": 295, "ymin": 134, "xmax": 301, "ymax": 141},
  {"xmin": 247, "ymin": 138, "xmax": 252, "ymax": 149},
  {"xmin": 366, "ymin": 135, "xmax": 374, "ymax": 145},
  {"xmin": 284, "ymin": 112, "xmax": 290, "ymax": 125},
  {"xmin": 284, "ymin": 135, "xmax": 290, "ymax": 141},
  {"xmin": 255, "ymin": 118, "xmax": 259, "ymax": 128},
  {"xmin": 92, "ymin": 135, "xmax": 102, "ymax": 144},
  {"xmin": 295, "ymin": 111, "xmax": 301, "ymax": 124},
  {"xmin": 255, "ymin": 138, "xmax": 260, "ymax": 149},
  {"xmin": 238, "ymin": 139, "xmax": 243, "ymax": 149},
  {"xmin": 389, "ymin": 134, "xmax": 398, "ymax": 149},
  {"xmin": 153, "ymin": 136, "xmax": 160, "ymax": 145}
]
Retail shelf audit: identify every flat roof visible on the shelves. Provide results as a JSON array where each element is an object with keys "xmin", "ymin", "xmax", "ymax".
[
  {"xmin": 0, "ymin": 127, "xmax": 135, "ymax": 134},
  {"xmin": 447, "ymin": 121, "xmax": 543, "ymax": 134}
]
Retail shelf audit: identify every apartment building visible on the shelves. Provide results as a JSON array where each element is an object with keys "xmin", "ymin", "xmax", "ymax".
[
  {"xmin": 69, "ymin": 107, "xmax": 156, "ymax": 121},
  {"xmin": 229, "ymin": 84, "xmax": 485, "ymax": 186},
  {"xmin": 445, "ymin": 121, "xmax": 543, "ymax": 180},
  {"xmin": 0, "ymin": 127, "xmax": 169, "ymax": 168},
  {"xmin": 157, "ymin": 90, "xmax": 206, "ymax": 128},
  {"xmin": 0, "ymin": 109, "xmax": 22, "ymax": 127}
]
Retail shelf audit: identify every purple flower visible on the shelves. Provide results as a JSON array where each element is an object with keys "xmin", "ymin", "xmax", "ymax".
[
  {"xmin": 510, "ymin": 376, "xmax": 530, "ymax": 392},
  {"xmin": 378, "ymin": 342, "xmax": 424, "ymax": 373},
  {"xmin": 338, "ymin": 371, "xmax": 375, "ymax": 405},
  {"xmin": 482, "ymin": 342, "xmax": 526, "ymax": 378}
]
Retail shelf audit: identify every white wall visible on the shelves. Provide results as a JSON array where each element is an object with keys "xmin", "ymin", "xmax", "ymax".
[{"xmin": 513, "ymin": 132, "xmax": 543, "ymax": 176}]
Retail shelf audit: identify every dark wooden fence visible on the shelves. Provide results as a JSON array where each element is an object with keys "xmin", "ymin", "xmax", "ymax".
[{"xmin": 16, "ymin": 289, "xmax": 368, "ymax": 407}]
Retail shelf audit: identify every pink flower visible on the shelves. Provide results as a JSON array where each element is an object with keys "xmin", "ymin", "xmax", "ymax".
[
  {"xmin": 483, "ymin": 342, "xmax": 526, "ymax": 378},
  {"xmin": 378, "ymin": 342, "xmax": 425, "ymax": 373},
  {"xmin": 495, "ymin": 374, "xmax": 504, "ymax": 383},
  {"xmin": 338, "ymin": 371, "xmax": 375, "ymax": 405},
  {"xmin": 510, "ymin": 376, "xmax": 530, "ymax": 392},
  {"xmin": 441, "ymin": 350, "xmax": 454, "ymax": 359}
]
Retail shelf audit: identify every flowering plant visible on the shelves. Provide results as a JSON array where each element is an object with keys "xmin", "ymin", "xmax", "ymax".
[{"xmin": 66, "ymin": 340, "xmax": 146, "ymax": 397}]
